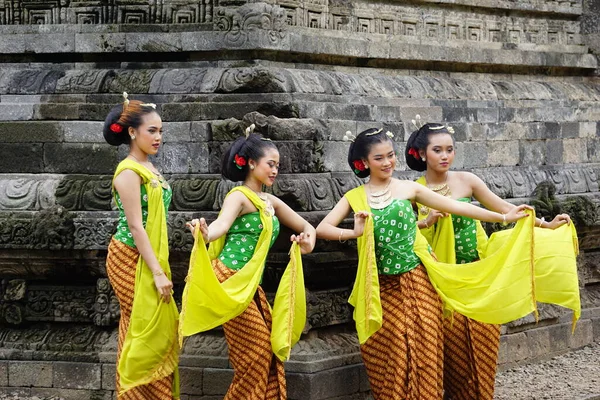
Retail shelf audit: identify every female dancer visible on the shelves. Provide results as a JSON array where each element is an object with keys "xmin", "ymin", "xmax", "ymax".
[
  {"xmin": 104, "ymin": 93, "xmax": 180, "ymax": 399},
  {"xmin": 315, "ymin": 128, "xmax": 531, "ymax": 400},
  {"xmin": 405, "ymin": 122, "xmax": 570, "ymax": 400},
  {"xmin": 184, "ymin": 131, "xmax": 315, "ymax": 399}
]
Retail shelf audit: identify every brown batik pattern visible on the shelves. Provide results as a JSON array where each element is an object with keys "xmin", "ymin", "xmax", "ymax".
[
  {"xmin": 213, "ymin": 259, "xmax": 287, "ymax": 400},
  {"xmin": 360, "ymin": 265, "xmax": 444, "ymax": 400},
  {"xmin": 106, "ymin": 238, "xmax": 176, "ymax": 400},
  {"xmin": 443, "ymin": 312, "xmax": 501, "ymax": 400}
]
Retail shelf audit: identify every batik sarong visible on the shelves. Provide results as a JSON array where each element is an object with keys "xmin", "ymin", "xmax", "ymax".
[
  {"xmin": 106, "ymin": 238, "xmax": 175, "ymax": 400},
  {"xmin": 213, "ymin": 258, "xmax": 286, "ymax": 400},
  {"xmin": 360, "ymin": 265, "xmax": 444, "ymax": 400}
]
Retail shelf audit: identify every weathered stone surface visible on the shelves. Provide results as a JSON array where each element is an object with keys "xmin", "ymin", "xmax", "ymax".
[
  {"xmin": 202, "ymin": 368, "xmax": 233, "ymax": 395},
  {"xmin": 0, "ymin": 144, "xmax": 44, "ymax": 173},
  {"xmin": 30, "ymin": 387, "xmax": 112, "ymax": 400},
  {"xmin": 569, "ymin": 319, "xmax": 594, "ymax": 348},
  {"xmin": 180, "ymin": 367, "xmax": 203, "ymax": 396},
  {"xmin": 44, "ymin": 144, "xmax": 118, "ymax": 174},
  {"xmin": 53, "ymin": 362, "xmax": 101, "ymax": 390},
  {"xmin": 288, "ymin": 365, "xmax": 361, "ymax": 399},
  {"xmin": 8, "ymin": 361, "xmax": 52, "ymax": 387},
  {"xmin": 100, "ymin": 363, "xmax": 116, "ymax": 391},
  {"xmin": 498, "ymin": 332, "xmax": 530, "ymax": 364},
  {"xmin": 0, "ymin": 362, "xmax": 7, "ymax": 387}
]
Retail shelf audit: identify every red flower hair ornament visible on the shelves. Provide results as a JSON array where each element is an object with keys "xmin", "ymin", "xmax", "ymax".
[
  {"xmin": 353, "ymin": 159, "xmax": 366, "ymax": 174},
  {"xmin": 234, "ymin": 154, "xmax": 247, "ymax": 169},
  {"xmin": 408, "ymin": 147, "xmax": 420, "ymax": 159},
  {"xmin": 110, "ymin": 123, "xmax": 123, "ymax": 133}
]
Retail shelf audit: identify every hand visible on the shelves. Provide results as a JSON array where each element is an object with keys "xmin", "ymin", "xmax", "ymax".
[
  {"xmin": 425, "ymin": 209, "xmax": 448, "ymax": 227},
  {"xmin": 544, "ymin": 213, "xmax": 571, "ymax": 229},
  {"xmin": 291, "ymin": 232, "xmax": 314, "ymax": 255},
  {"xmin": 353, "ymin": 211, "xmax": 371, "ymax": 238},
  {"xmin": 186, "ymin": 218, "xmax": 209, "ymax": 242},
  {"xmin": 504, "ymin": 204, "xmax": 533, "ymax": 223},
  {"xmin": 153, "ymin": 272, "xmax": 173, "ymax": 303}
]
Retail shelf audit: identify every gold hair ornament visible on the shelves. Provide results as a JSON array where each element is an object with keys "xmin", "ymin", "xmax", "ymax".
[
  {"xmin": 140, "ymin": 103, "xmax": 157, "ymax": 109},
  {"xmin": 365, "ymin": 128, "xmax": 383, "ymax": 136},
  {"xmin": 410, "ymin": 114, "xmax": 423, "ymax": 131},
  {"xmin": 429, "ymin": 124, "xmax": 455, "ymax": 134}
]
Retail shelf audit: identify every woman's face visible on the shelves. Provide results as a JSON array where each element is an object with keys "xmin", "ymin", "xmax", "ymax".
[
  {"xmin": 422, "ymin": 133, "xmax": 454, "ymax": 173},
  {"xmin": 129, "ymin": 111, "xmax": 163, "ymax": 156},
  {"xmin": 249, "ymin": 147, "xmax": 280, "ymax": 187},
  {"xmin": 364, "ymin": 140, "xmax": 396, "ymax": 179}
]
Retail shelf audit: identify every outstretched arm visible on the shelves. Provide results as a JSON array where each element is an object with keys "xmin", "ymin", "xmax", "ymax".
[
  {"xmin": 411, "ymin": 181, "xmax": 531, "ymax": 224},
  {"xmin": 271, "ymin": 196, "xmax": 316, "ymax": 254},
  {"xmin": 470, "ymin": 172, "xmax": 570, "ymax": 228},
  {"xmin": 316, "ymin": 196, "xmax": 371, "ymax": 241}
]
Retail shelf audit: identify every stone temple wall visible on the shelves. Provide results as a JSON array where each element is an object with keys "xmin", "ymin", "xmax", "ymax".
[{"xmin": 0, "ymin": 0, "xmax": 599, "ymax": 399}]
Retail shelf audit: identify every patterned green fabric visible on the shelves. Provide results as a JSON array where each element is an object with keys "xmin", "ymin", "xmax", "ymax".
[
  {"xmin": 452, "ymin": 198, "xmax": 479, "ymax": 264},
  {"xmin": 372, "ymin": 199, "xmax": 420, "ymax": 275},
  {"xmin": 114, "ymin": 183, "xmax": 172, "ymax": 247},
  {"xmin": 219, "ymin": 212, "xmax": 280, "ymax": 270}
]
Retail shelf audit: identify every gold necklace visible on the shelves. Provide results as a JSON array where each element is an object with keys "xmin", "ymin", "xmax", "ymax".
[
  {"xmin": 367, "ymin": 180, "xmax": 393, "ymax": 209},
  {"xmin": 128, "ymin": 154, "xmax": 169, "ymax": 189},
  {"xmin": 419, "ymin": 174, "xmax": 451, "ymax": 216},
  {"xmin": 244, "ymin": 184, "xmax": 274, "ymax": 217}
]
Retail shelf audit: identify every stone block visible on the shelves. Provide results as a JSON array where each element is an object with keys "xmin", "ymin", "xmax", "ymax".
[
  {"xmin": 563, "ymin": 138, "xmax": 588, "ymax": 163},
  {"xmin": 0, "ymin": 362, "xmax": 7, "ymax": 386},
  {"xmin": 525, "ymin": 326, "xmax": 552, "ymax": 359},
  {"xmin": 534, "ymin": 122, "xmax": 561, "ymax": 140},
  {"xmin": 0, "ymin": 34, "xmax": 25, "ymax": 53},
  {"xmin": 126, "ymin": 33, "xmax": 183, "ymax": 52},
  {"xmin": 486, "ymin": 123, "xmax": 528, "ymax": 141},
  {"xmin": 75, "ymin": 33, "xmax": 126, "ymax": 53},
  {"xmin": 53, "ymin": 362, "xmax": 101, "ymax": 390},
  {"xmin": 442, "ymin": 107, "xmax": 477, "ymax": 123},
  {"xmin": 466, "ymin": 123, "xmax": 486, "ymax": 141},
  {"xmin": 180, "ymin": 367, "xmax": 203, "ymax": 396},
  {"xmin": 26, "ymin": 33, "xmax": 75, "ymax": 53},
  {"xmin": 62, "ymin": 121, "xmax": 105, "ymax": 143},
  {"xmin": 561, "ymin": 122, "xmax": 580, "ymax": 138},
  {"xmin": 461, "ymin": 142, "xmax": 487, "ymax": 168},
  {"xmin": 580, "ymin": 121, "xmax": 597, "ymax": 138},
  {"xmin": 519, "ymin": 140, "xmax": 546, "ymax": 166},
  {"xmin": 0, "ymin": 388, "xmax": 31, "ymax": 396},
  {"xmin": 593, "ymin": 317, "xmax": 600, "ymax": 342},
  {"xmin": 546, "ymin": 140, "xmax": 564, "ymax": 165},
  {"xmin": 358, "ymin": 364, "xmax": 370, "ymax": 392},
  {"xmin": 547, "ymin": 323, "xmax": 570, "ymax": 353},
  {"xmin": 476, "ymin": 108, "xmax": 499, "ymax": 123},
  {"xmin": 30, "ymin": 388, "xmax": 111, "ymax": 400},
  {"xmin": 164, "ymin": 122, "xmax": 192, "ymax": 142},
  {"xmin": 498, "ymin": 108, "xmax": 516, "ymax": 122},
  {"xmin": 191, "ymin": 121, "xmax": 211, "ymax": 142},
  {"xmin": 399, "ymin": 107, "xmax": 442, "ymax": 128},
  {"xmin": 287, "ymin": 365, "xmax": 361, "ymax": 399},
  {"xmin": 323, "ymin": 141, "xmax": 351, "ymax": 173},
  {"xmin": 158, "ymin": 142, "xmax": 209, "ymax": 174},
  {"xmin": 487, "ymin": 141, "xmax": 519, "ymax": 167},
  {"xmin": 325, "ymin": 120, "xmax": 358, "ymax": 141},
  {"xmin": 0, "ymin": 104, "xmax": 35, "ymax": 120},
  {"xmin": 0, "ymin": 121, "xmax": 64, "ymax": 142},
  {"xmin": 101, "ymin": 364, "xmax": 115, "ymax": 391},
  {"xmin": 498, "ymin": 332, "xmax": 530, "ymax": 364},
  {"xmin": 44, "ymin": 143, "xmax": 118, "ymax": 174},
  {"xmin": 202, "ymin": 368, "xmax": 233, "ymax": 395},
  {"xmin": 0, "ymin": 144, "xmax": 44, "ymax": 173},
  {"xmin": 569, "ymin": 319, "xmax": 594, "ymax": 349},
  {"xmin": 8, "ymin": 361, "xmax": 53, "ymax": 387},
  {"xmin": 373, "ymin": 105, "xmax": 402, "ymax": 122}
]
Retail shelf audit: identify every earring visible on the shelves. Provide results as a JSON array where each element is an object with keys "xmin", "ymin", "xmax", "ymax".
[
  {"xmin": 365, "ymin": 165, "xmax": 369, "ymax": 169},
  {"xmin": 131, "ymin": 135, "xmax": 136, "ymax": 140},
  {"xmin": 422, "ymin": 157, "xmax": 426, "ymax": 161},
  {"xmin": 250, "ymin": 165, "xmax": 255, "ymax": 170}
]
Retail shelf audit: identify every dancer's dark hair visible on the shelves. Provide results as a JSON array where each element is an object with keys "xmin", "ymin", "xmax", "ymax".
[
  {"xmin": 405, "ymin": 123, "xmax": 455, "ymax": 172},
  {"xmin": 103, "ymin": 93, "xmax": 158, "ymax": 146},
  {"xmin": 347, "ymin": 128, "xmax": 395, "ymax": 179},
  {"xmin": 221, "ymin": 133, "xmax": 278, "ymax": 182}
]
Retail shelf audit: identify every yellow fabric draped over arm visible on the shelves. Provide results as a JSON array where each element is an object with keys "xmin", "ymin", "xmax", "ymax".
[
  {"xmin": 345, "ymin": 186, "xmax": 382, "ymax": 345},
  {"xmin": 345, "ymin": 184, "xmax": 580, "ymax": 343},
  {"xmin": 179, "ymin": 186, "xmax": 305, "ymax": 361},
  {"xmin": 113, "ymin": 159, "xmax": 180, "ymax": 398}
]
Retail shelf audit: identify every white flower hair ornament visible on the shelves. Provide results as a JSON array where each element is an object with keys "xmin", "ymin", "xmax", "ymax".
[
  {"xmin": 343, "ymin": 131, "xmax": 356, "ymax": 142},
  {"xmin": 385, "ymin": 131, "xmax": 394, "ymax": 138}
]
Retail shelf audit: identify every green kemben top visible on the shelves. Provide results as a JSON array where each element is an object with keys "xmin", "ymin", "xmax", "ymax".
[
  {"xmin": 218, "ymin": 212, "xmax": 281, "ymax": 270},
  {"xmin": 371, "ymin": 199, "xmax": 421, "ymax": 275}
]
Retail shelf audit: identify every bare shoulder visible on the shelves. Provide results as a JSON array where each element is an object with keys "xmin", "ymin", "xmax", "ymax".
[{"xmin": 113, "ymin": 169, "xmax": 141, "ymax": 189}]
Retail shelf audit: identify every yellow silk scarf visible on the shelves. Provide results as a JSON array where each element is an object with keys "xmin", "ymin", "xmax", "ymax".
[
  {"xmin": 113, "ymin": 159, "xmax": 180, "ymax": 398},
  {"xmin": 345, "ymin": 185, "xmax": 581, "ymax": 344},
  {"xmin": 415, "ymin": 176, "xmax": 488, "ymax": 262},
  {"xmin": 179, "ymin": 186, "xmax": 305, "ymax": 361}
]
